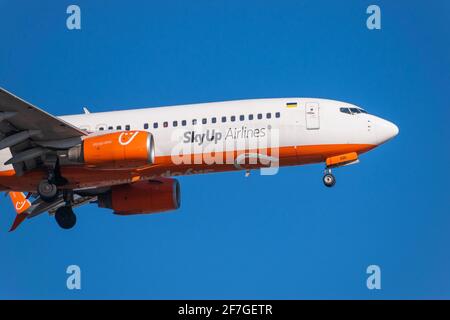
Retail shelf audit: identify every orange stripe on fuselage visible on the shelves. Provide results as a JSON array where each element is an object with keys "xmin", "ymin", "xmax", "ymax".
[
  {"xmin": 0, "ymin": 144, "xmax": 375, "ymax": 191},
  {"xmin": 0, "ymin": 169, "xmax": 16, "ymax": 177}
]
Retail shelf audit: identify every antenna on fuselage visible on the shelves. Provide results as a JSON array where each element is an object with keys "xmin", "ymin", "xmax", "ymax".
[{"xmin": 82, "ymin": 107, "xmax": 90, "ymax": 114}]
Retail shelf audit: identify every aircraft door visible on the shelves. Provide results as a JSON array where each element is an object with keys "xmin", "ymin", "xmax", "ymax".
[{"xmin": 305, "ymin": 102, "xmax": 320, "ymax": 130}]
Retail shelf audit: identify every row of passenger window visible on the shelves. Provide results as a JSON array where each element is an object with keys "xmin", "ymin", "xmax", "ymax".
[
  {"xmin": 99, "ymin": 124, "xmax": 131, "ymax": 131},
  {"xmin": 144, "ymin": 112, "xmax": 281, "ymax": 129},
  {"xmin": 340, "ymin": 107, "xmax": 368, "ymax": 115},
  {"xmin": 97, "ymin": 112, "xmax": 281, "ymax": 131}
]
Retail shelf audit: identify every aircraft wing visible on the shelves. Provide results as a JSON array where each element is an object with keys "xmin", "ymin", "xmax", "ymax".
[
  {"xmin": 0, "ymin": 87, "xmax": 86, "ymax": 139},
  {"xmin": 0, "ymin": 87, "xmax": 87, "ymax": 174}
]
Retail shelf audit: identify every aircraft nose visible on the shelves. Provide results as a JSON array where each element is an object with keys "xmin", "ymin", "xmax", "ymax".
[{"xmin": 377, "ymin": 119, "xmax": 399, "ymax": 144}]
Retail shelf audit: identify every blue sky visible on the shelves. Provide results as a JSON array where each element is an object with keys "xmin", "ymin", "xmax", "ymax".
[{"xmin": 0, "ymin": 0, "xmax": 449, "ymax": 299}]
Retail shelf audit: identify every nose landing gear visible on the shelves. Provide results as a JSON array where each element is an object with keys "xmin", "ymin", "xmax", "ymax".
[{"xmin": 323, "ymin": 168, "xmax": 336, "ymax": 187}]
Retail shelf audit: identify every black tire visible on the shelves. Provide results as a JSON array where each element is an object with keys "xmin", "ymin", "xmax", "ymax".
[
  {"xmin": 55, "ymin": 206, "xmax": 77, "ymax": 229},
  {"xmin": 323, "ymin": 173, "xmax": 336, "ymax": 187},
  {"xmin": 38, "ymin": 180, "xmax": 58, "ymax": 202}
]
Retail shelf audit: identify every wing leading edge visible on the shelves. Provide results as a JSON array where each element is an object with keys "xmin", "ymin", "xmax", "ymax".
[{"xmin": 0, "ymin": 87, "xmax": 87, "ymax": 175}]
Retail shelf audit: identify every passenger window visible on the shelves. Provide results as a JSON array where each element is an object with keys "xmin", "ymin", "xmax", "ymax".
[
  {"xmin": 275, "ymin": 112, "xmax": 280, "ymax": 118},
  {"xmin": 266, "ymin": 113, "xmax": 271, "ymax": 119},
  {"xmin": 257, "ymin": 113, "xmax": 262, "ymax": 120},
  {"xmin": 116, "ymin": 125, "xmax": 122, "ymax": 130},
  {"xmin": 163, "ymin": 121, "xmax": 168, "ymax": 128},
  {"xmin": 239, "ymin": 115, "xmax": 245, "ymax": 121},
  {"xmin": 182, "ymin": 120, "xmax": 187, "ymax": 126},
  {"xmin": 340, "ymin": 108, "xmax": 351, "ymax": 115},
  {"xmin": 222, "ymin": 116, "xmax": 226, "ymax": 123},
  {"xmin": 144, "ymin": 123, "xmax": 149, "ymax": 129},
  {"xmin": 231, "ymin": 116, "xmax": 236, "ymax": 122},
  {"xmin": 211, "ymin": 117, "xmax": 217, "ymax": 124},
  {"xmin": 99, "ymin": 127, "xmax": 104, "ymax": 131},
  {"xmin": 108, "ymin": 126, "xmax": 113, "ymax": 130},
  {"xmin": 202, "ymin": 118, "xmax": 207, "ymax": 124},
  {"xmin": 173, "ymin": 121, "xmax": 178, "ymax": 127},
  {"xmin": 192, "ymin": 119, "xmax": 197, "ymax": 125},
  {"xmin": 125, "ymin": 125, "xmax": 130, "ymax": 130},
  {"xmin": 249, "ymin": 114, "xmax": 254, "ymax": 120},
  {"xmin": 153, "ymin": 122, "xmax": 158, "ymax": 129}
]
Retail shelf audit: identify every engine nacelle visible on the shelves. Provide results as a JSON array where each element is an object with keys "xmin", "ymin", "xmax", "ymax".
[
  {"xmin": 98, "ymin": 178, "xmax": 181, "ymax": 215},
  {"xmin": 67, "ymin": 131, "xmax": 155, "ymax": 168}
]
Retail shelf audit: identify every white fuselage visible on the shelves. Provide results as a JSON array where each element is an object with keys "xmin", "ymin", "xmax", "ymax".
[
  {"xmin": 0, "ymin": 98, "xmax": 398, "ymax": 173},
  {"xmin": 61, "ymin": 98, "xmax": 396, "ymax": 155}
]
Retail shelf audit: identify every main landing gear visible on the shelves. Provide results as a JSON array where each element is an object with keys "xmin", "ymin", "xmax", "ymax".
[
  {"xmin": 35, "ymin": 157, "xmax": 76, "ymax": 229},
  {"xmin": 37, "ymin": 179, "xmax": 58, "ymax": 202},
  {"xmin": 55, "ymin": 190, "xmax": 77, "ymax": 230},
  {"xmin": 55, "ymin": 205, "xmax": 77, "ymax": 229},
  {"xmin": 37, "ymin": 158, "xmax": 67, "ymax": 203},
  {"xmin": 323, "ymin": 168, "xmax": 336, "ymax": 188}
]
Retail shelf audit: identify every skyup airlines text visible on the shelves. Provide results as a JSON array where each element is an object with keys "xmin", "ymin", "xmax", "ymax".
[{"xmin": 183, "ymin": 127, "xmax": 267, "ymax": 145}]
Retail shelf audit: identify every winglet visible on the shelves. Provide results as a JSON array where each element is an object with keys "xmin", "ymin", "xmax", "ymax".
[{"xmin": 8, "ymin": 192, "xmax": 31, "ymax": 232}]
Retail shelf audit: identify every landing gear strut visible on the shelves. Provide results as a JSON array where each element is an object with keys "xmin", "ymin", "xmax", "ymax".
[
  {"xmin": 55, "ymin": 190, "xmax": 77, "ymax": 229},
  {"xmin": 323, "ymin": 168, "xmax": 336, "ymax": 188}
]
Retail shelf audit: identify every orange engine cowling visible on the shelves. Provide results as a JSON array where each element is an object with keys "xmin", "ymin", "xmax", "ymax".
[
  {"xmin": 98, "ymin": 178, "xmax": 181, "ymax": 215},
  {"xmin": 68, "ymin": 131, "xmax": 155, "ymax": 168}
]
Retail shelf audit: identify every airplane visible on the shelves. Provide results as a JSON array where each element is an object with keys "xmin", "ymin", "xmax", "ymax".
[{"xmin": 0, "ymin": 87, "xmax": 398, "ymax": 231}]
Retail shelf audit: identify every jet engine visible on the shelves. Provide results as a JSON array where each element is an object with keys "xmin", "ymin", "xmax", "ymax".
[
  {"xmin": 98, "ymin": 178, "xmax": 181, "ymax": 215},
  {"xmin": 66, "ymin": 131, "xmax": 155, "ymax": 168}
]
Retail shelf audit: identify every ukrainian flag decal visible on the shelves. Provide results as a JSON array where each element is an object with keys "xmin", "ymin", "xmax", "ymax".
[{"xmin": 286, "ymin": 102, "xmax": 298, "ymax": 108}]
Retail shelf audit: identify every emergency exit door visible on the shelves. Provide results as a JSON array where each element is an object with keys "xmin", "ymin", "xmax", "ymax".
[{"xmin": 305, "ymin": 102, "xmax": 320, "ymax": 130}]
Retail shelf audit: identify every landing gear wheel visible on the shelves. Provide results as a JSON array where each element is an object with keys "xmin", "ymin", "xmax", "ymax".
[
  {"xmin": 38, "ymin": 179, "xmax": 58, "ymax": 202},
  {"xmin": 55, "ymin": 206, "xmax": 76, "ymax": 229},
  {"xmin": 323, "ymin": 173, "xmax": 336, "ymax": 187}
]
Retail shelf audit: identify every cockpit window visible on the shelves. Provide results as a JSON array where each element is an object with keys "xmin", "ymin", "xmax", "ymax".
[
  {"xmin": 341, "ymin": 106, "xmax": 369, "ymax": 115},
  {"xmin": 340, "ymin": 107, "xmax": 351, "ymax": 114}
]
